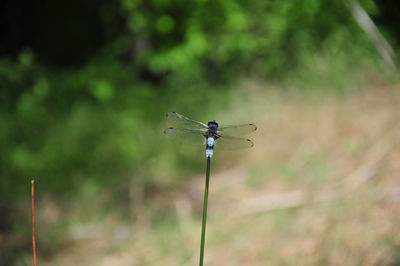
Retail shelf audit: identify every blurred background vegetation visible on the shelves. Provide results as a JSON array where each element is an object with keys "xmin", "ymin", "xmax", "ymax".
[{"xmin": 1, "ymin": 0, "xmax": 399, "ymax": 265}]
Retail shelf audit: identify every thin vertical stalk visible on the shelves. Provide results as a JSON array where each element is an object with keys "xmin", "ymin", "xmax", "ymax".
[
  {"xmin": 199, "ymin": 158, "xmax": 211, "ymax": 266},
  {"xmin": 31, "ymin": 180, "xmax": 37, "ymax": 266}
]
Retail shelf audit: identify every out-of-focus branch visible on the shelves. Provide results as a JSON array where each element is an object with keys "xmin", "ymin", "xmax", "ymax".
[{"xmin": 346, "ymin": 0, "xmax": 396, "ymax": 72}]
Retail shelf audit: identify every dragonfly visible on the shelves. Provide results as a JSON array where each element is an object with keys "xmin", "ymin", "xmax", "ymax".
[{"xmin": 163, "ymin": 111, "xmax": 257, "ymax": 159}]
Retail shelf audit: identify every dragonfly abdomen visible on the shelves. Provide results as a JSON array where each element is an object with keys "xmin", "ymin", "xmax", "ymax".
[{"xmin": 206, "ymin": 137, "xmax": 215, "ymax": 159}]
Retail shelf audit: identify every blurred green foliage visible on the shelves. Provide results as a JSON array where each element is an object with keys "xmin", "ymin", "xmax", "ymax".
[
  {"xmin": 1, "ymin": 0, "xmax": 397, "ymax": 264},
  {"xmin": 0, "ymin": 0, "xmax": 385, "ymax": 200}
]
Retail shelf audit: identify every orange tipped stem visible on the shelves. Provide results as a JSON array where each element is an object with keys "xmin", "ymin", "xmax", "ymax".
[{"xmin": 31, "ymin": 180, "xmax": 37, "ymax": 266}]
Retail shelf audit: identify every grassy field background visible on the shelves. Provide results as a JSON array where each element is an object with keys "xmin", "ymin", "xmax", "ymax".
[{"xmin": 16, "ymin": 76, "xmax": 400, "ymax": 266}]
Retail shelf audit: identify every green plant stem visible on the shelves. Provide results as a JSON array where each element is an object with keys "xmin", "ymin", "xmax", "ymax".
[{"xmin": 199, "ymin": 158, "xmax": 211, "ymax": 266}]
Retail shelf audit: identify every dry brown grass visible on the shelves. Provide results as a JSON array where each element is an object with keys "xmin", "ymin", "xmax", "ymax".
[{"xmin": 43, "ymin": 80, "xmax": 400, "ymax": 266}]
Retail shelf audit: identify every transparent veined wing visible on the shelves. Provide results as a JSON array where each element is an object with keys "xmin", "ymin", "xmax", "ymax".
[
  {"xmin": 164, "ymin": 127, "xmax": 206, "ymax": 145},
  {"xmin": 215, "ymin": 134, "xmax": 254, "ymax": 150},
  {"xmin": 166, "ymin": 112, "xmax": 208, "ymax": 131},
  {"xmin": 217, "ymin": 123, "xmax": 257, "ymax": 136}
]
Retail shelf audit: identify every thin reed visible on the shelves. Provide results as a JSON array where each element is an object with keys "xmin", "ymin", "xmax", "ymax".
[{"xmin": 199, "ymin": 158, "xmax": 211, "ymax": 266}]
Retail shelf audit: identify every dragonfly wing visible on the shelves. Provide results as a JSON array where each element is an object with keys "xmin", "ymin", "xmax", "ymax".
[
  {"xmin": 166, "ymin": 112, "xmax": 208, "ymax": 131},
  {"xmin": 215, "ymin": 134, "xmax": 254, "ymax": 150},
  {"xmin": 164, "ymin": 127, "xmax": 206, "ymax": 145},
  {"xmin": 218, "ymin": 123, "xmax": 257, "ymax": 136}
]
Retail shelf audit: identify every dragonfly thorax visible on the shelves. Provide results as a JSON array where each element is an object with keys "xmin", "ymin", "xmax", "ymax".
[{"xmin": 206, "ymin": 120, "xmax": 219, "ymax": 139}]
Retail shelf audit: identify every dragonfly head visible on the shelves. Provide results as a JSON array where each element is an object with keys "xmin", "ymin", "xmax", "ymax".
[
  {"xmin": 207, "ymin": 120, "xmax": 219, "ymax": 130},
  {"xmin": 208, "ymin": 120, "xmax": 219, "ymax": 127}
]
